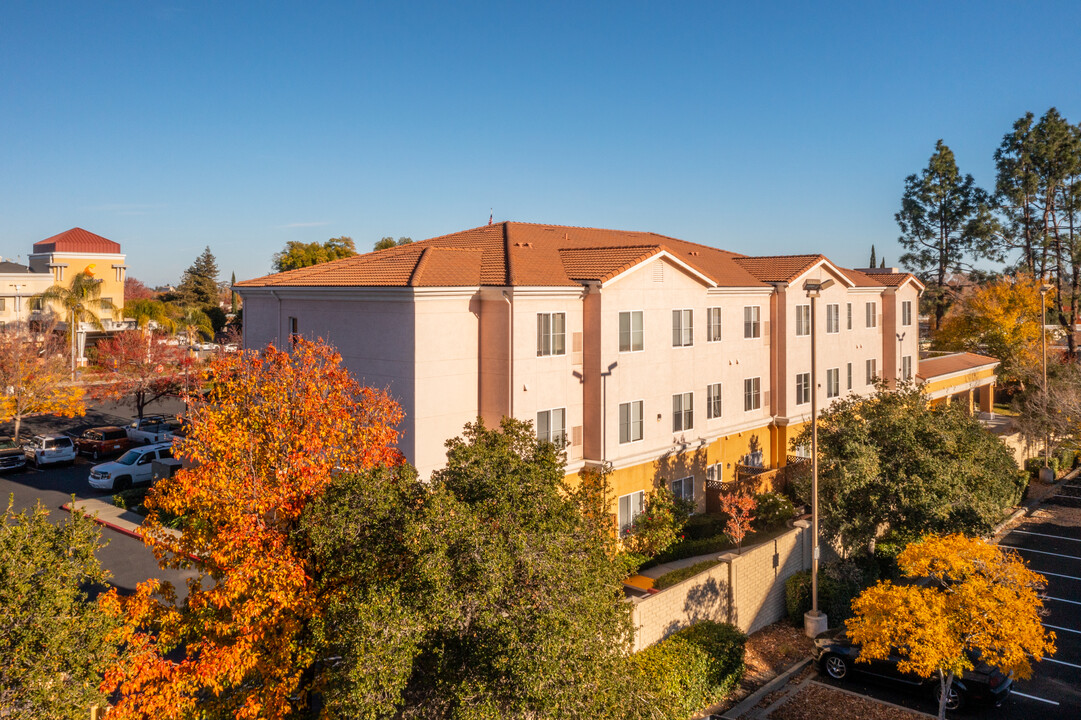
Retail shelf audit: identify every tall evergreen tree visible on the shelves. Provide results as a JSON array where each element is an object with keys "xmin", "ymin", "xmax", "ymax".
[
  {"xmin": 869, "ymin": 244, "xmax": 876, "ymax": 267},
  {"xmin": 896, "ymin": 140, "xmax": 1000, "ymax": 329},
  {"xmin": 174, "ymin": 247, "xmax": 219, "ymax": 307}
]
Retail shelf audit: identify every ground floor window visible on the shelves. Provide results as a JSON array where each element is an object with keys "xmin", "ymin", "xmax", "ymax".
[
  {"xmin": 671, "ymin": 476, "xmax": 694, "ymax": 503},
  {"xmin": 618, "ymin": 490, "xmax": 645, "ymax": 535}
]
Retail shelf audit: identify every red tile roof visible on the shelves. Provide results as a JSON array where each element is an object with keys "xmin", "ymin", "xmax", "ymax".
[
  {"xmin": 33, "ymin": 228, "xmax": 121, "ymax": 254},
  {"xmin": 917, "ymin": 352, "xmax": 999, "ymax": 380},
  {"xmin": 732, "ymin": 255, "xmax": 825, "ymax": 283},
  {"xmin": 237, "ymin": 222, "xmax": 769, "ymax": 289}
]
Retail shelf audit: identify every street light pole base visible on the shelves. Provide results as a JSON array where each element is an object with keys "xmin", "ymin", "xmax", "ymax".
[
  {"xmin": 1039, "ymin": 466, "xmax": 1055, "ymax": 483},
  {"xmin": 804, "ymin": 610, "xmax": 828, "ymax": 638}
]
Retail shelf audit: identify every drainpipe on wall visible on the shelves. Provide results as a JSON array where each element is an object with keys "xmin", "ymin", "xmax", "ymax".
[
  {"xmin": 270, "ymin": 289, "xmax": 281, "ymax": 345},
  {"xmin": 502, "ymin": 290, "xmax": 513, "ymax": 419}
]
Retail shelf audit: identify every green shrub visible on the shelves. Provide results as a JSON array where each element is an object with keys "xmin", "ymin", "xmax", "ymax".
[
  {"xmin": 653, "ymin": 559, "xmax": 721, "ymax": 590},
  {"xmin": 785, "ymin": 557, "xmax": 880, "ymax": 627},
  {"xmin": 624, "ymin": 487, "xmax": 692, "ymax": 557},
  {"xmin": 642, "ymin": 535, "xmax": 735, "ymax": 569},
  {"xmin": 1058, "ymin": 449, "xmax": 1076, "ymax": 471},
  {"xmin": 617, "ymin": 552, "xmax": 650, "ymax": 577},
  {"xmin": 1025, "ymin": 456, "xmax": 1060, "ymax": 478},
  {"xmin": 751, "ymin": 492, "xmax": 795, "ymax": 531},
  {"xmin": 112, "ymin": 486, "xmax": 151, "ymax": 512},
  {"xmin": 629, "ymin": 621, "xmax": 746, "ymax": 720},
  {"xmin": 682, "ymin": 512, "xmax": 728, "ymax": 540}
]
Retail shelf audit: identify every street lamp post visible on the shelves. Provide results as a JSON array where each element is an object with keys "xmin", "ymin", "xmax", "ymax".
[
  {"xmin": 1039, "ymin": 285, "xmax": 1053, "ymax": 483},
  {"xmin": 803, "ymin": 278, "xmax": 834, "ymax": 638},
  {"xmin": 896, "ymin": 332, "xmax": 906, "ymax": 384}
]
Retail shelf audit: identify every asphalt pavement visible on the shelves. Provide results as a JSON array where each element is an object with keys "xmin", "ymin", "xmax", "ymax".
[{"xmin": 1, "ymin": 397, "xmax": 195, "ymax": 597}]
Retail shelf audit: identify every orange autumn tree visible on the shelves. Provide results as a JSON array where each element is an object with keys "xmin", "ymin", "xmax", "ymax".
[
  {"xmin": 719, "ymin": 492, "xmax": 756, "ymax": 553},
  {"xmin": 847, "ymin": 534, "xmax": 1056, "ymax": 720},
  {"xmin": 101, "ymin": 338, "xmax": 404, "ymax": 720},
  {"xmin": 0, "ymin": 321, "xmax": 85, "ymax": 441}
]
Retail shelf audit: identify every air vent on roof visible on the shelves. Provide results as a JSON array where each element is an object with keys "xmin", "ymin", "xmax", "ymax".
[
  {"xmin": 653, "ymin": 262, "xmax": 664, "ymax": 283},
  {"xmin": 513, "ymin": 242, "xmax": 534, "ymax": 248},
  {"xmin": 689, "ymin": 251, "xmax": 699, "ymax": 256}
]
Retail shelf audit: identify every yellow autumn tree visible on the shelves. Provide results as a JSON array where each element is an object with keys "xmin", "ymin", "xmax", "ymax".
[
  {"xmin": 933, "ymin": 274, "xmax": 1048, "ymax": 386},
  {"xmin": 0, "ymin": 322, "xmax": 85, "ymax": 441},
  {"xmin": 847, "ymin": 533, "xmax": 1056, "ymax": 720}
]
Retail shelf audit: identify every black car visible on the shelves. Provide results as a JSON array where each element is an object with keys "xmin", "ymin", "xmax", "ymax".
[
  {"xmin": 813, "ymin": 627, "xmax": 1012, "ymax": 711},
  {"xmin": 0, "ymin": 436, "xmax": 26, "ymax": 472}
]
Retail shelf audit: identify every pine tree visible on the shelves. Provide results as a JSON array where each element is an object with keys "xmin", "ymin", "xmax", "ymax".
[
  {"xmin": 175, "ymin": 247, "xmax": 220, "ymax": 307},
  {"xmin": 869, "ymin": 244, "xmax": 876, "ymax": 267}
]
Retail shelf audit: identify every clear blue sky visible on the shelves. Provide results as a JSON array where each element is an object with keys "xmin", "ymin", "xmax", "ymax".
[{"xmin": 2, "ymin": 1, "xmax": 1079, "ymax": 286}]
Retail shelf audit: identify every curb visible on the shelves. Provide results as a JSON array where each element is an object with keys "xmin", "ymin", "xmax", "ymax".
[
  {"xmin": 718, "ymin": 658, "xmax": 811, "ymax": 720},
  {"xmin": 61, "ymin": 502, "xmax": 144, "ymax": 542}
]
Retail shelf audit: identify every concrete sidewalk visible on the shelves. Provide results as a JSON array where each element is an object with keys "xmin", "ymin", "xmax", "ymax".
[{"xmin": 62, "ymin": 497, "xmax": 181, "ymax": 542}]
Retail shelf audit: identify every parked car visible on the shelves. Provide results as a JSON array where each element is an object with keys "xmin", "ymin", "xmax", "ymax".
[
  {"xmin": 22, "ymin": 435, "xmax": 78, "ymax": 467},
  {"xmin": 0, "ymin": 436, "xmax": 27, "ymax": 472},
  {"xmin": 813, "ymin": 627, "xmax": 1012, "ymax": 711},
  {"xmin": 126, "ymin": 416, "xmax": 175, "ymax": 445},
  {"xmin": 89, "ymin": 443, "xmax": 175, "ymax": 491},
  {"xmin": 74, "ymin": 426, "xmax": 132, "ymax": 460}
]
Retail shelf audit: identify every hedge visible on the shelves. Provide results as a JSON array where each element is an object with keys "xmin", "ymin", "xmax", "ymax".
[
  {"xmin": 653, "ymin": 559, "xmax": 721, "ymax": 590},
  {"xmin": 785, "ymin": 556, "xmax": 880, "ymax": 628},
  {"xmin": 629, "ymin": 621, "xmax": 746, "ymax": 720}
]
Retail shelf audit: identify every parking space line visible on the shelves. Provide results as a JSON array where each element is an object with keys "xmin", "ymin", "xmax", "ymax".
[
  {"xmin": 1040, "ymin": 656, "xmax": 1081, "ymax": 670},
  {"xmin": 1042, "ymin": 595, "xmax": 1081, "ymax": 606},
  {"xmin": 1044, "ymin": 624, "xmax": 1081, "ymax": 635},
  {"xmin": 1009, "ymin": 547, "xmax": 1081, "ymax": 561},
  {"xmin": 1037, "ymin": 570, "xmax": 1081, "ymax": 582},
  {"xmin": 1012, "ymin": 690, "xmax": 1060, "ymax": 705},
  {"xmin": 1012, "ymin": 530, "xmax": 1081, "ymax": 543}
]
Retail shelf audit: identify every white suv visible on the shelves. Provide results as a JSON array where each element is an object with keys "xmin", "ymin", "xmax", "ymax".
[
  {"xmin": 23, "ymin": 435, "xmax": 77, "ymax": 467},
  {"xmin": 89, "ymin": 443, "xmax": 174, "ymax": 491}
]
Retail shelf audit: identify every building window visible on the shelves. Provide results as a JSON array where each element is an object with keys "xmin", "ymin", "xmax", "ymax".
[
  {"xmin": 866, "ymin": 358, "xmax": 877, "ymax": 385},
  {"xmin": 847, "ymin": 302, "xmax": 853, "ymax": 330},
  {"xmin": 100, "ymin": 297, "xmax": 114, "ymax": 310},
  {"xmin": 671, "ymin": 476, "xmax": 694, "ymax": 503},
  {"xmin": 707, "ymin": 307, "xmax": 722, "ymax": 342},
  {"xmin": 826, "ymin": 304, "xmax": 840, "ymax": 334},
  {"xmin": 707, "ymin": 383, "xmax": 722, "ymax": 419},
  {"xmin": 672, "ymin": 392, "xmax": 694, "ymax": 432},
  {"xmin": 902, "ymin": 355, "xmax": 913, "ymax": 381},
  {"xmin": 795, "ymin": 372, "xmax": 811, "ymax": 405},
  {"xmin": 0, "ymin": 298, "xmax": 5, "ymax": 311},
  {"xmin": 619, "ymin": 401, "xmax": 643, "ymax": 444},
  {"xmin": 288, "ymin": 316, "xmax": 298, "ymax": 341},
  {"xmin": 795, "ymin": 304, "xmax": 810, "ymax": 337},
  {"xmin": 865, "ymin": 301, "xmax": 877, "ymax": 328},
  {"xmin": 847, "ymin": 362, "xmax": 853, "ymax": 390},
  {"xmin": 706, "ymin": 462, "xmax": 724, "ymax": 486},
  {"xmin": 742, "ymin": 450, "xmax": 764, "ymax": 468},
  {"xmin": 902, "ymin": 300, "xmax": 913, "ymax": 327},
  {"xmin": 826, "ymin": 368, "xmax": 840, "ymax": 398},
  {"xmin": 744, "ymin": 306, "xmax": 761, "ymax": 338},
  {"xmin": 672, "ymin": 309, "xmax": 693, "ymax": 347},
  {"xmin": 744, "ymin": 377, "xmax": 761, "ymax": 411},
  {"xmin": 619, "ymin": 490, "xmax": 645, "ymax": 534},
  {"xmin": 537, "ymin": 312, "xmax": 566, "ymax": 356},
  {"xmin": 536, "ymin": 408, "xmax": 566, "ymax": 446},
  {"xmin": 619, "ymin": 310, "xmax": 643, "ymax": 352}
]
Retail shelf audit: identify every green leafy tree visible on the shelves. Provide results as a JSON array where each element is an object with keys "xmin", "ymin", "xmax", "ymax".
[
  {"xmin": 791, "ymin": 383, "xmax": 1025, "ymax": 556},
  {"xmin": 0, "ymin": 499, "xmax": 123, "ymax": 718},
  {"xmin": 123, "ymin": 298, "xmax": 177, "ymax": 333},
  {"xmin": 897, "ymin": 140, "xmax": 1001, "ymax": 328},
  {"xmin": 176, "ymin": 307, "xmax": 214, "ymax": 345},
  {"xmin": 373, "ymin": 236, "xmax": 413, "ymax": 251},
  {"xmin": 173, "ymin": 247, "xmax": 219, "ymax": 307},
  {"xmin": 272, "ymin": 237, "xmax": 358, "ymax": 272}
]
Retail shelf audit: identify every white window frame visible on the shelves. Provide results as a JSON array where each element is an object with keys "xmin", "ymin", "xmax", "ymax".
[
  {"xmin": 618, "ymin": 400, "xmax": 644, "ymax": 444},
  {"xmin": 795, "ymin": 372, "xmax": 811, "ymax": 405},
  {"xmin": 902, "ymin": 355, "xmax": 913, "ymax": 381},
  {"xmin": 826, "ymin": 367, "xmax": 840, "ymax": 398},
  {"xmin": 619, "ymin": 310, "xmax": 644, "ymax": 353},
  {"xmin": 902, "ymin": 300, "xmax": 913, "ymax": 327},
  {"xmin": 537, "ymin": 312, "xmax": 566, "ymax": 357},
  {"xmin": 671, "ymin": 476, "xmax": 695, "ymax": 503},
  {"xmin": 618, "ymin": 490, "xmax": 645, "ymax": 534},
  {"xmin": 536, "ymin": 407, "xmax": 566, "ymax": 446},
  {"xmin": 826, "ymin": 303, "xmax": 840, "ymax": 334},
  {"xmin": 707, "ymin": 382, "xmax": 722, "ymax": 419},
  {"xmin": 672, "ymin": 391, "xmax": 694, "ymax": 432},
  {"xmin": 795, "ymin": 304, "xmax": 810, "ymax": 337},
  {"xmin": 866, "ymin": 358, "xmax": 877, "ymax": 385},
  {"xmin": 744, "ymin": 377, "xmax": 761, "ymax": 412},
  {"xmin": 672, "ymin": 309, "xmax": 693, "ymax": 347},
  {"xmin": 744, "ymin": 306, "xmax": 761, "ymax": 339},
  {"xmin": 707, "ymin": 307, "xmax": 722, "ymax": 342},
  {"xmin": 865, "ymin": 301, "xmax": 877, "ymax": 329}
]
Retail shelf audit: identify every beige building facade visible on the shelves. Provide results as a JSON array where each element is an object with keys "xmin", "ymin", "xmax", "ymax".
[{"xmin": 237, "ymin": 222, "xmax": 939, "ymax": 528}]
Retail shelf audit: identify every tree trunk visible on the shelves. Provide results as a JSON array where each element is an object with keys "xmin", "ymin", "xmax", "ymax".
[
  {"xmin": 937, "ymin": 669, "xmax": 955, "ymax": 720},
  {"xmin": 13, "ymin": 415, "xmax": 21, "ymax": 444}
]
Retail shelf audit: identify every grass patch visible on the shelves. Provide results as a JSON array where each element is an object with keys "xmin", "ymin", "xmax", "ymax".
[
  {"xmin": 653, "ymin": 559, "xmax": 721, "ymax": 590},
  {"xmin": 993, "ymin": 403, "xmax": 1019, "ymax": 417}
]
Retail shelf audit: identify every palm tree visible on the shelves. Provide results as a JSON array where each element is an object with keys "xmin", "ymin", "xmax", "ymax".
[
  {"xmin": 37, "ymin": 271, "xmax": 107, "ymax": 379},
  {"xmin": 123, "ymin": 298, "xmax": 177, "ymax": 333},
  {"xmin": 176, "ymin": 307, "xmax": 214, "ymax": 347}
]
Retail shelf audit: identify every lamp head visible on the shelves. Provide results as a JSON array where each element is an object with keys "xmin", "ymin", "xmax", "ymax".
[{"xmin": 803, "ymin": 278, "xmax": 835, "ymax": 297}]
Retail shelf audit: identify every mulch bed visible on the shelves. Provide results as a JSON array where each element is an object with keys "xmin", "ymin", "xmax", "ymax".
[
  {"xmin": 743, "ymin": 621, "xmax": 814, "ymax": 676},
  {"xmin": 766, "ymin": 682, "xmax": 929, "ymax": 720}
]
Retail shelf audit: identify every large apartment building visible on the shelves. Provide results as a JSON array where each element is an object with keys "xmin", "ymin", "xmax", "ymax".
[{"xmin": 236, "ymin": 222, "xmax": 962, "ymax": 529}]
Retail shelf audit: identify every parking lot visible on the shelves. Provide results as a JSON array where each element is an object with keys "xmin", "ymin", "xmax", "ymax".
[
  {"xmin": 813, "ymin": 491, "xmax": 1081, "ymax": 718},
  {"xmin": 1, "ymin": 400, "xmax": 195, "ymax": 596}
]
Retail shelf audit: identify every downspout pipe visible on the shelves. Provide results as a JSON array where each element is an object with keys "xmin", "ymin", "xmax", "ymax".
[
  {"xmin": 502, "ymin": 290, "xmax": 513, "ymax": 419},
  {"xmin": 270, "ymin": 289, "xmax": 281, "ymax": 345}
]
